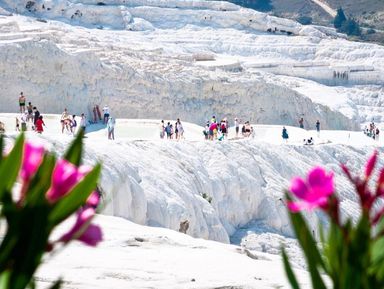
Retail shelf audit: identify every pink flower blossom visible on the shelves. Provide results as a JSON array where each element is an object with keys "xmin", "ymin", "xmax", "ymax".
[
  {"xmin": 376, "ymin": 168, "xmax": 384, "ymax": 197},
  {"xmin": 288, "ymin": 167, "xmax": 334, "ymax": 212},
  {"xmin": 365, "ymin": 150, "xmax": 378, "ymax": 179},
  {"xmin": 59, "ymin": 207, "xmax": 102, "ymax": 246},
  {"xmin": 20, "ymin": 141, "xmax": 45, "ymax": 182},
  {"xmin": 86, "ymin": 191, "xmax": 100, "ymax": 208},
  {"xmin": 46, "ymin": 159, "xmax": 91, "ymax": 203}
]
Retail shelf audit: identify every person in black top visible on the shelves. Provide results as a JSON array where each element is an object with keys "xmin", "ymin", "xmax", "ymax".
[{"xmin": 33, "ymin": 107, "xmax": 40, "ymax": 127}]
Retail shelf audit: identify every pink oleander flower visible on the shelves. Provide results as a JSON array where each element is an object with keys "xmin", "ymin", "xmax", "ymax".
[
  {"xmin": 46, "ymin": 159, "xmax": 91, "ymax": 203},
  {"xmin": 365, "ymin": 150, "xmax": 378, "ymax": 179},
  {"xmin": 86, "ymin": 191, "xmax": 100, "ymax": 208},
  {"xmin": 376, "ymin": 168, "xmax": 384, "ymax": 197},
  {"xmin": 288, "ymin": 166, "xmax": 334, "ymax": 212},
  {"xmin": 60, "ymin": 207, "xmax": 103, "ymax": 246},
  {"xmin": 20, "ymin": 141, "xmax": 45, "ymax": 182}
]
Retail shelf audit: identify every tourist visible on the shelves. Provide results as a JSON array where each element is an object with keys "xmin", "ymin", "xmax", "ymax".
[
  {"xmin": 176, "ymin": 119, "xmax": 184, "ymax": 140},
  {"xmin": 170, "ymin": 124, "xmax": 174, "ymax": 139},
  {"xmin": 209, "ymin": 121, "xmax": 218, "ymax": 140},
  {"xmin": 35, "ymin": 115, "xmax": 46, "ymax": 134},
  {"xmin": 21, "ymin": 112, "xmax": 28, "ymax": 132},
  {"xmin": 203, "ymin": 121, "xmax": 209, "ymax": 140},
  {"xmin": 304, "ymin": 137, "xmax": 314, "ymax": 145},
  {"xmin": 160, "ymin": 120, "xmax": 165, "ymax": 139},
  {"xmin": 80, "ymin": 113, "xmax": 87, "ymax": 132},
  {"xmin": 165, "ymin": 122, "xmax": 171, "ymax": 139},
  {"xmin": 316, "ymin": 120, "xmax": 320, "ymax": 137},
  {"xmin": 0, "ymin": 122, "xmax": 5, "ymax": 134},
  {"xmin": 27, "ymin": 102, "xmax": 34, "ymax": 122},
  {"xmin": 71, "ymin": 115, "xmax": 77, "ymax": 135},
  {"xmin": 33, "ymin": 107, "xmax": 40, "ymax": 129},
  {"xmin": 174, "ymin": 121, "xmax": 179, "ymax": 140},
  {"xmin": 61, "ymin": 108, "xmax": 70, "ymax": 133},
  {"xmin": 15, "ymin": 117, "xmax": 20, "ymax": 132},
  {"xmin": 107, "ymin": 117, "xmax": 115, "ymax": 140},
  {"xmin": 244, "ymin": 121, "xmax": 251, "ymax": 137},
  {"xmin": 102, "ymin": 105, "xmax": 110, "ymax": 124},
  {"xmin": 375, "ymin": 128, "xmax": 380, "ymax": 141},
  {"xmin": 235, "ymin": 117, "xmax": 239, "ymax": 138},
  {"xmin": 220, "ymin": 120, "xmax": 227, "ymax": 139},
  {"xmin": 299, "ymin": 117, "xmax": 304, "ymax": 129},
  {"xmin": 19, "ymin": 92, "xmax": 26, "ymax": 113},
  {"xmin": 282, "ymin": 126, "xmax": 289, "ymax": 142}
]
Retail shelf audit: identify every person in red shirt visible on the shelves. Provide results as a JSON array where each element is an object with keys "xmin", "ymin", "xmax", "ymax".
[{"xmin": 35, "ymin": 115, "xmax": 46, "ymax": 134}]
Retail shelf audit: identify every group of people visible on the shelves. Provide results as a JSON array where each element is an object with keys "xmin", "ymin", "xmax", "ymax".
[
  {"xmin": 12, "ymin": 92, "xmax": 382, "ymax": 145},
  {"xmin": 160, "ymin": 119, "xmax": 184, "ymax": 140},
  {"xmin": 364, "ymin": 122, "xmax": 380, "ymax": 141},
  {"xmin": 203, "ymin": 117, "xmax": 229, "ymax": 141},
  {"xmin": 281, "ymin": 119, "xmax": 321, "ymax": 144},
  {"xmin": 17, "ymin": 92, "xmax": 116, "ymax": 139},
  {"xmin": 62, "ymin": 106, "xmax": 115, "ymax": 140},
  {"xmin": 298, "ymin": 118, "xmax": 321, "ymax": 133},
  {"xmin": 16, "ymin": 93, "xmax": 45, "ymax": 133},
  {"xmin": 201, "ymin": 117, "xmax": 255, "ymax": 141}
]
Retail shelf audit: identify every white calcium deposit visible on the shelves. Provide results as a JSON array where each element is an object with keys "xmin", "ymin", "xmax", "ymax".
[
  {"xmin": 0, "ymin": 1, "xmax": 384, "ymax": 287},
  {"xmin": 0, "ymin": 0, "xmax": 384, "ymax": 129}
]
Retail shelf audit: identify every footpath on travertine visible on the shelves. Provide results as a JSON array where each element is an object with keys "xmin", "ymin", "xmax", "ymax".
[
  {"xmin": 309, "ymin": 0, "xmax": 337, "ymax": 17},
  {"xmin": 0, "ymin": 113, "xmax": 380, "ymax": 145}
]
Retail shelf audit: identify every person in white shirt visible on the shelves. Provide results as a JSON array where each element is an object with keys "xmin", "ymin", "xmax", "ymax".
[
  {"xmin": 21, "ymin": 112, "xmax": 28, "ymax": 131},
  {"xmin": 160, "ymin": 120, "xmax": 165, "ymax": 139},
  {"xmin": 107, "ymin": 117, "xmax": 115, "ymax": 140},
  {"xmin": 80, "ymin": 113, "xmax": 87, "ymax": 132},
  {"xmin": 102, "ymin": 105, "xmax": 110, "ymax": 124},
  {"xmin": 176, "ymin": 118, "xmax": 184, "ymax": 140},
  {"xmin": 61, "ymin": 108, "xmax": 70, "ymax": 133}
]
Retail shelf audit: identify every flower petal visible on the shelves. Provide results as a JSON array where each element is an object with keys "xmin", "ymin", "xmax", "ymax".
[
  {"xmin": 78, "ymin": 224, "xmax": 103, "ymax": 247},
  {"xmin": 20, "ymin": 141, "xmax": 45, "ymax": 181},
  {"xmin": 86, "ymin": 191, "xmax": 100, "ymax": 208},
  {"xmin": 289, "ymin": 177, "xmax": 308, "ymax": 199},
  {"xmin": 60, "ymin": 208, "xmax": 95, "ymax": 243},
  {"xmin": 46, "ymin": 160, "xmax": 90, "ymax": 203},
  {"xmin": 365, "ymin": 150, "xmax": 378, "ymax": 179},
  {"xmin": 307, "ymin": 167, "xmax": 327, "ymax": 188}
]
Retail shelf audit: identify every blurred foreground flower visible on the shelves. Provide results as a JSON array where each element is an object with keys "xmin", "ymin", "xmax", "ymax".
[
  {"xmin": 288, "ymin": 166, "xmax": 334, "ymax": 212},
  {"xmin": 283, "ymin": 151, "xmax": 384, "ymax": 289},
  {"xmin": 59, "ymin": 207, "xmax": 102, "ymax": 247},
  {"xmin": 0, "ymin": 131, "xmax": 102, "ymax": 289}
]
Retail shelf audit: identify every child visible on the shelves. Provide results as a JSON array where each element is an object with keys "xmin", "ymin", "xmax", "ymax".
[
  {"xmin": 15, "ymin": 117, "xmax": 20, "ymax": 131},
  {"xmin": 71, "ymin": 115, "xmax": 77, "ymax": 135},
  {"xmin": 35, "ymin": 115, "xmax": 46, "ymax": 134}
]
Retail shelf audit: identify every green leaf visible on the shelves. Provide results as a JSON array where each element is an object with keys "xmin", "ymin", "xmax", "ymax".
[
  {"xmin": 63, "ymin": 129, "xmax": 84, "ymax": 166},
  {"xmin": 0, "ymin": 271, "xmax": 10, "ymax": 289},
  {"xmin": 286, "ymin": 194, "xmax": 327, "ymax": 289},
  {"xmin": 9, "ymin": 205, "xmax": 51, "ymax": 289},
  {"xmin": 375, "ymin": 215, "xmax": 384, "ymax": 237},
  {"xmin": 282, "ymin": 248, "xmax": 301, "ymax": 289},
  {"xmin": 48, "ymin": 164, "xmax": 101, "ymax": 226},
  {"xmin": 0, "ymin": 135, "xmax": 4, "ymax": 164},
  {"xmin": 0, "ymin": 134, "xmax": 24, "ymax": 200}
]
